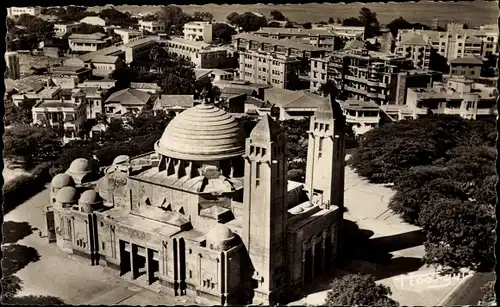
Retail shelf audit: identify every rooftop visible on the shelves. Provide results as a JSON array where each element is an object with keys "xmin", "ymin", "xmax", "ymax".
[
  {"xmin": 255, "ymin": 27, "xmax": 335, "ymax": 37},
  {"xmin": 340, "ymin": 99, "xmax": 380, "ymax": 111},
  {"xmin": 449, "ymin": 55, "xmax": 484, "ymax": 65},
  {"xmin": 153, "ymin": 95, "xmax": 196, "ymax": 109},
  {"xmin": 91, "ymin": 55, "xmax": 120, "ymax": 64},
  {"xmin": 105, "ymin": 88, "xmax": 151, "ymax": 105},
  {"xmin": 400, "ymin": 34, "xmax": 430, "ymax": 46},
  {"xmin": 233, "ymin": 33, "xmax": 325, "ymax": 52}
]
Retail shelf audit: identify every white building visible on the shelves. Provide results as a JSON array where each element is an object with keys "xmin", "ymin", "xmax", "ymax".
[
  {"xmin": 395, "ymin": 34, "xmax": 433, "ymax": 69},
  {"xmin": 54, "ymin": 23, "xmax": 82, "ymax": 38},
  {"xmin": 68, "ymin": 33, "xmax": 112, "ymax": 53},
  {"xmin": 164, "ymin": 37, "xmax": 233, "ymax": 69},
  {"xmin": 339, "ymin": 99, "xmax": 380, "ymax": 134},
  {"xmin": 79, "ymin": 16, "xmax": 107, "ymax": 27},
  {"xmin": 183, "ymin": 21, "xmax": 213, "ymax": 43},
  {"xmin": 5, "ymin": 52, "xmax": 21, "ymax": 80},
  {"xmin": 139, "ymin": 20, "xmax": 165, "ymax": 33},
  {"xmin": 7, "ymin": 7, "xmax": 41, "ymax": 18},
  {"xmin": 114, "ymin": 28, "xmax": 143, "ymax": 44}
]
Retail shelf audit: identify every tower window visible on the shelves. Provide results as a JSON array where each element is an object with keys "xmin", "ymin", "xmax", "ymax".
[
  {"xmin": 256, "ymin": 163, "xmax": 261, "ymax": 186},
  {"xmin": 325, "ymin": 124, "xmax": 330, "ymax": 131},
  {"xmin": 102, "ymin": 242, "xmax": 105, "ymax": 250},
  {"xmin": 256, "ymin": 147, "xmax": 261, "ymax": 156},
  {"xmin": 189, "ymin": 270, "xmax": 192, "ymax": 278},
  {"xmin": 262, "ymin": 148, "xmax": 266, "ymax": 156},
  {"xmin": 318, "ymin": 137, "xmax": 324, "ymax": 158},
  {"xmin": 250, "ymin": 146, "xmax": 254, "ymax": 155},
  {"xmin": 314, "ymin": 122, "xmax": 318, "ymax": 130},
  {"xmin": 319, "ymin": 123, "xmax": 324, "ymax": 130}
]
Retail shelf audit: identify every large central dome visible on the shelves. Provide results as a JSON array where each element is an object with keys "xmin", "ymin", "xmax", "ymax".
[{"xmin": 155, "ymin": 103, "xmax": 245, "ymax": 161}]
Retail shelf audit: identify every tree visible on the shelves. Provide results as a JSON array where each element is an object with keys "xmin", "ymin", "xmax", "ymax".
[
  {"xmin": 358, "ymin": 7, "xmax": 380, "ymax": 38},
  {"xmin": 336, "ymin": 18, "xmax": 342, "ymax": 24},
  {"xmin": 142, "ymin": 14, "xmax": 157, "ymax": 22},
  {"xmin": 387, "ymin": 17, "xmax": 413, "ymax": 38},
  {"xmin": 192, "ymin": 11, "xmax": 213, "ymax": 22},
  {"xmin": 325, "ymin": 274, "xmax": 399, "ymax": 306},
  {"xmin": 284, "ymin": 21, "xmax": 294, "ymax": 28},
  {"xmin": 480, "ymin": 281, "xmax": 496, "ymax": 306},
  {"xmin": 212, "ymin": 22, "xmax": 237, "ymax": 43},
  {"xmin": 99, "ymin": 8, "xmax": 137, "ymax": 27},
  {"xmin": 328, "ymin": 17, "xmax": 335, "ymax": 24},
  {"xmin": 318, "ymin": 80, "xmax": 336, "ymax": 97},
  {"xmin": 302, "ymin": 22, "xmax": 312, "ymax": 29},
  {"xmin": 226, "ymin": 12, "xmax": 267, "ymax": 32},
  {"xmin": 270, "ymin": 10, "xmax": 286, "ymax": 21},
  {"xmin": 76, "ymin": 23, "xmax": 105, "ymax": 34},
  {"xmin": 267, "ymin": 21, "xmax": 281, "ymax": 28},
  {"xmin": 1, "ymin": 275, "xmax": 23, "ymax": 301},
  {"xmin": 342, "ymin": 17, "xmax": 363, "ymax": 27},
  {"xmin": 158, "ymin": 57, "xmax": 197, "ymax": 95},
  {"xmin": 15, "ymin": 14, "xmax": 55, "ymax": 47},
  {"xmin": 4, "ymin": 125, "xmax": 62, "ymax": 167},
  {"xmin": 158, "ymin": 5, "xmax": 187, "ymax": 34}
]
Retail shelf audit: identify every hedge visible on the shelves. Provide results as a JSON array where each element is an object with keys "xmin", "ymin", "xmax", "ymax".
[{"xmin": 3, "ymin": 162, "xmax": 53, "ymax": 214}]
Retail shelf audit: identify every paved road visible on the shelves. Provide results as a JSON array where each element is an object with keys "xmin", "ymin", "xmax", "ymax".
[{"xmin": 441, "ymin": 272, "xmax": 495, "ymax": 306}]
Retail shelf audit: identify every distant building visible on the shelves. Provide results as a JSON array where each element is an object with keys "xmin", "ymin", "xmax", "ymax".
[
  {"xmin": 254, "ymin": 27, "xmax": 337, "ymax": 51},
  {"xmin": 310, "ymin": 47, "xmax": 441, "ymax": 105},
  {"xmin": 104, "ymin": 88, "xmax": 153, "ymax": 117},
  {"xmin": 90, "ymin": 55, "xmax": 126, "ymax": 77},
  {"xmin": 153, "ymin": 94, "xmax": 197, "ymax": 115},
  {"xmin": 395, "ymin": 34, "xmax": 433, "ymax": 69},
  {"xmin": 313, "ymin": 24, "xmax": 365, "ymax": 40},
  {"xmin": 139, "ymin": 20, "xmax": 165, "ymax": 33},
  {"xmin": 164, "ymin": 37, "xmax": 233, "ymax": 69},
  {"xmin": 129, "ymin": 82, "xmax": 162, "ymax": 94},
  {"xmin": 7, "ymin": 7, "xmax": 41, "ymax": 18},
  {"xmin": 339, "ymin": 99, "xmax": 380, "ymax": 134},
  {"xmin": 183, "ymin": 21, "xmax": 213, "ymax": 43},
  {"xmin": 79, "ymin": 16, "xmax": 107, "ymax": 27},
  {"xmin": 68, "ymin": 33, "xmax": 112, "ymax": 53},
  {"xmin": 396, "ymin": 23, "xmax": 498, "ymax": 62},
  {"xmin": 449, "ymin": 55, "xmax": 484, "ymax": 79},
  {"xmin": 5, "ymin": 52, "xmax": 21, "ymax": 80},
  {"xmin": 194, "ymin": 68, "xmax": 234, "ymax": 83}
]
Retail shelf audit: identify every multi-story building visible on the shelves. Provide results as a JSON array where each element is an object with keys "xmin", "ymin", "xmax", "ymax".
[
  {"xmin": 163, "ymin": 37, "xmax": 233, "ymax": 69},
  {"xmin": 449, "ymin": 55, "xmax": 484, "ymax": 79},
  {"xmin": 394, "ymin": 34, "xmax": 432, "ymax": 69},
  {"xmin": 239, "ymin": 50, "xmax": 302, "ymax": 89},
  {"xmin": 104, "ymin": 88, "xmax": 153, "ymax": 117},
  {"xmin": 311, "ymin": 48, "xmax": 440, "ymax": 105},
  {"xmin": 313, "ymin": 24, "xmax": 365, "ymax": 40},
  {"xmin": 114, "ymin": 28, "xmax": 143, "ymax": 44},
  {"xmin": 183, "ymin": 21, "xmax": 213, "ymax": 43},
  {"xmin": 339, "ymin": 99, "xmax": 380, "ymax": 134},
  {"xmin": 401, "ymin": 77, "xmax": 498, "ymax": 120},
  {"xmin": 5, "ymin": 52, "xmax": 21, "ymax": 80},
  {"xmin": 396, "ymin": 23, "xmax": 498, "ymax": 63},
  {"xmin": 7, "ymin": 7, "xmax": 41, "ymax": 18},
  {"xmin": 46, "ymin": 96, "xmax": 346, "ymax": 306},
  {"xmin": 68, "ymin": 33, "xmax": 113, "ymax": 53},
  {"xmin": 54, "ymin": 23, "xmax": 82, "ymax": 38},
  {"xmin": 254, "ymin": 27, "xmax": 337, "ymax": 50},
  {"xmin": 139, "ymin": 20, "xmax": 166, "ymax": 33}
]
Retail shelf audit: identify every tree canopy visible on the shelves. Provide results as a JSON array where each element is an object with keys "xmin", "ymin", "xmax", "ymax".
[
  {"xmin": 387, "ymin": 17, "xmax": 431, "ymax": 38},
  {"xmin": 212, "ymin": 22, "xmax": 237, "ymax": 43},
  {"xmin": 226, "ymin": 12, "xmax": 267, "ymax": 32},
  {"xmin": 157, "ymin": 5, "xmax": 189, "ymax": 34},
  {"xmin": 270, "ymin": 10, "xmax": 286, "ymax": 21},
  {"xmin": 76, "ymin": 23, "xmax": 105, "ymax": 34},
  {"xmin": 349, "ymin": 115, "xmax": 496, "ymax": 274},
  {"xmin": 325, "ymin": 274, "xmax": 399, "ymax": 306},
  {"xmin": 302, "ymin": 22, "xmax": 312, "ymax": 29},
  {"xmin": 192, "ymin": 11, "xmax": 213, "ymax": 22},
  {"xmin": 342, "ymin": 17, "xmax": 363, "ymax": 27},
  {"xmin": 99, "ymin": 8, "xmax": 138, "ymax": 26}
]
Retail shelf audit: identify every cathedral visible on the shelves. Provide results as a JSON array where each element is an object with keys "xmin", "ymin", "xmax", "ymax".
[{"xmin": 46, "ymin": 94, "xmax": 346, "ymax": 305}]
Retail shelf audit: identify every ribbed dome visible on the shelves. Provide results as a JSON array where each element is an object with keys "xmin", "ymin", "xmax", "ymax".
[
  {"xmin": 155, "ymin": 104, "xmax": 244, "ymax": 161},
  {"xmin": 51, "ymin": 173, "xmax": 74, "ymax": 189}
]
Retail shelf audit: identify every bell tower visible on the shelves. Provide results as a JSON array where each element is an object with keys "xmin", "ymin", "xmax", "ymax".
[
  {"xmin": 305, "ymin": 93, "xmax": 346, "ymax": 212},
  {"xmin": 242, "ymin": 115, "xmax": 287, "ymax": 304}
]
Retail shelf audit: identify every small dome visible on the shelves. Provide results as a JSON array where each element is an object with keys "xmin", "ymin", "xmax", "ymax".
[
  {"xmin": 155, "ymin": 104, "xmax": 244, "ymax": 161},
  {"xmin": 79, "ymin": 189, "xmax": 101, "ymax": 204},
  {"xmin": 51, "ymin": 173, "xmax": 74, "ymax": 189},
  {"xmin": 55, "ymin": 186, "xmax": 78, "ymax": 203},
  {"xmin": 113, "ymin": 155, "xmax": 130, "ymax": 165},
  {"xmin": 290, "ymin": 206, "xmax": 304, "ymax": 214},
  {"xmin": 207, "ymin": 224, "xmax": 234, "ymax": 242},
  {"xmin": 69, "ymin": 158, "xmax": 92, "ymax": 174}
]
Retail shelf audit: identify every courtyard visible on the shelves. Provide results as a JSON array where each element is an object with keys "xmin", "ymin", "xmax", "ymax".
[{"xmin": 3, "ymin": 162, "xmax": 474, "ymax": 306}]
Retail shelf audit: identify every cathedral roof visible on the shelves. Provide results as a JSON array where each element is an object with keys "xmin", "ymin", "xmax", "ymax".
[
  {"xmin": 51, "ymin": 173, "xmax": 74, "ymax": 189},
  {"xmin": 250, "ymin": 114, "xmax": 281, "ymax": 143},
  {"xmin": 55, "ymin": 186, "xmax": 78, "ymax": 203},
  {"xmin": 154, "ymin": 103, "xmax": 245, "ymax": 161}
]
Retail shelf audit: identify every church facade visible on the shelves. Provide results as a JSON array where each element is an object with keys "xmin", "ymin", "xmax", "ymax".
[{"xmin": 46, "ymin": 95, "xmax": 346, "ymax": 305}]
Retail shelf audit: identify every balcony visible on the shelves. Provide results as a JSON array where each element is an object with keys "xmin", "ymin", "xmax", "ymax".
[{"xmin": 345, "ymin": 114, "xmax": 380, "ymax": 125}]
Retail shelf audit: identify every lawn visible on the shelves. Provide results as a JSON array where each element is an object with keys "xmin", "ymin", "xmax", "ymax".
[{"xmin": 93, "ymin": 1, "xmax": 498, "ymax": 28}]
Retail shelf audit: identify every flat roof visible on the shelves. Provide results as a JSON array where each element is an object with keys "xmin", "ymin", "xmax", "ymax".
[
  {"xmin": 340, "ymin": 99, "xmax": 380, "ymax": 111},
  {"xmin": 233, "ymin": 33, "xmax": 325, "ymax": 52}
]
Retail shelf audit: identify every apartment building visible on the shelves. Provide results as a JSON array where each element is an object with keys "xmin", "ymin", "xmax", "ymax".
[
  {"xmin": 114, "ymin": 28, "xmax": 143, "ymax": 44},
  {"xmin": 54, "ymin": 23, "xmax": 82, "ymax": 38},
  {"xmin": 449, "ymin": 55, "xmax": 484, "ymax": 79},
  {"xmin": 163, "ymin": 37, "xmax": 233, "ymax": 69},
  {"xmin": 68, "ymin": 33, "xmax": 112, "ymax": 53},
  {"xmin": 123, "ymin": 36, "xmax": 158, "ymax": 64},
  {"xmin": 7, "ymin": 7, "xmax": 41, "ymax": 18},
  {"xmin": 5, "ymin": 52, "xmax": 21, "ymax": 80},
  {"xmin": 310, "ymin": 48, "xmax": 440, "ymax": 105},
  {"xmin": 396, "ymin": 23, "xmax": 497, "ymax": 63},
  {"xmin": 183, "ymin": 21, "xmax": 213, "ymax": 43},
  {"xmin": 313, "ymin": 24, "xmax": 365, "ymax": 40},
  {"xmin": 395, "ymin": 35, "xmax": 432, "ymax": 69},
  {"xmin": 403, "ymin": 77, "xmax": 498, "ymax": 120},
  {"xmin": 139, "ymin": 20, "xmax": 165, "ymax": 33},
  {"xmin": 254, "ymin": 27, "xmax": 337, "ymax": 50},
  {"xmin": 339, "ymin": 99, "xmax": 380, "ymax": 134}
]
